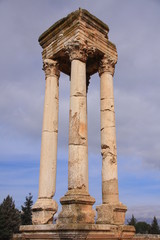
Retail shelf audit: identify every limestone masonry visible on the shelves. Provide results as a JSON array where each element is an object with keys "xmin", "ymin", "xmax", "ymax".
[{"xmin": 14, "ymin": 9, "xmax": 135, "ymax": 240}]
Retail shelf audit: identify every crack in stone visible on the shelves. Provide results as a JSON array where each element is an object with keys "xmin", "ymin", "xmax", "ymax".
[
  {"xmin": 101, "ymin": 97, "xmax": 114, "ymax": 100},
  {"xmin": 102, "ymin": 151, "xmax": 117, "ymax": 164},
  {"xmin": 101, "ymin": 144, "xmax": 110, "ymax": 150},
  {"xmin": 69, "ymin": 143, "xmax": 86, "ymax": 146},
  {"xmin": 72, "ymin": 92, "xmax": 85, "ymax": 97},
  {"xmin": 101, "ymin": 108, "xmax": 114, "ymax": 112},
  {"xmin": 110, "ymin": 156, "xmax": 117, "ymax": 164},
  {"xmin": 101, "ymin": 126, "xmax": 115, "ymax": 131},
  {"xmin": 43, "ymin": 130, "xmax": 58, "ymax": 133},
  {"xmin": 77, "ymin": 184, "xmax": 86, "ymax": 190}
]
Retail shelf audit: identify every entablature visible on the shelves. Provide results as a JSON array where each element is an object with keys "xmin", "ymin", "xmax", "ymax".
[{"xmin": 39, "ymin": 9, "xmax": 118, "ymax": 76}]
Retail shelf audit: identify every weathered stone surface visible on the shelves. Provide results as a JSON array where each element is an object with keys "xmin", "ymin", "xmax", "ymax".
[
  {"xmin": 39, "ymin": 131, "xmax": 58, "ymax": 197},
  {"xmin": 43, "ymin": 59, "xmax": 60, "ymax": 78},
  {"xmin": 32, "ymin": 59, "xmax": 59, "ymax": 224},
  {"xmin": 96, "ymin": 203, "xmax": 127, "ymax": 225},
  {"xmin": 32, "ymin": 198, "xmax": 58, "ymax": 225},
  {"xmin": 13, "ymin": 224, "xmax": 135, "ymax": 240},
  {"xmin": 99, "ymin": 54, "xmax": 117, "ymax": 77},
  {"xmin": 69, "ymin": 97, "xmax": 87, "ymax": 146},
  {"xmin": 102, "ymin": 179, "xmax": 119, "ymax": 204},
  {"xmin": 58, "ymin": 188, "xmax": 95, "ymax": 224},
  {"xmin": 68, "ymin": 58, "xmax": 88, "ymax": 191},
  {"xmin": 65, "ymin": 40, "xmax": 89, "ymax": 63},
  {"xmin": 38, "ymin": 9, "xmax": 117, "ymax": 77},
  {"xmin": 134, "ymin": 235, "xmax": 160, "ymax": 240},
  {"xmin": 68, "ymin": 145, "xmax": 88, "ymax": 189},
  {"xmin": 70, "ymin": 59, "xmax": 87, "ymax": 96},
  {"xmin": 57, "ymin": 45, "xmax": 95, "ymax": 224},
  {"xmin": 39, "ymin": 59, "xmax": 59, "ymax": 198},
  {"xmin": 98, "ymin": 59, "xmax": 120, "ymax": 218}
]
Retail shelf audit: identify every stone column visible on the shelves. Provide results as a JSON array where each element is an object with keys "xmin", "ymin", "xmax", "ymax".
[
  {"xmin": 32, "ymin": 59, "xmax": 59, "ymax": 225},
  {"xmin": 58, "ymin": 41, "xmax": 95, "ymax": 224},
  {"xmin": 96, "ymin": 55, "xmax": 127, "ymax": 225}
]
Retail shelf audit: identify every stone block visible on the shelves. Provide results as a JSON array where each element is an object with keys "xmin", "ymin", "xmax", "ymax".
[
  {"xmin": 102, "ymin": 178, "xmax": 119, "ymax": 204},
  {"xmin": 32, "ymin": 198, "xmax": 58, "ymax": 225},
  {"xmin": 68, "ymin": 145, "xmax": 88, "ymax": 189},
  {"xmin": 13, "ymin": 223, "xmax": 135, "ymax": 240},
  {"xmin": 96, "ymin": 203, "xmax": 127, "ymax": 225},
  {"xmin": 57, "ymin": 189, "xmax": 95, "ymax": 224}
]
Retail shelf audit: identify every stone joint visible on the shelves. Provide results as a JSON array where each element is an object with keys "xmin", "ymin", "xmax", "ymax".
[
  {"xmin": 43, "ymin": 59, "xmax": 60, "ymax": 78},
  {"xmin": 99, "ymin": 55, "xmax": 117, "ymax": 76}
]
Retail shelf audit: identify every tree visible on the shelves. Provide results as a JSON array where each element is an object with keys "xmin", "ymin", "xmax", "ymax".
[
  {"xmin": 0, "ymin": 195, "xmax": 21, "ymax": 240},
  {"xmin": 136, "ymin": 221, "xmax": 151, "ymax": 234},
  {"xmin": 21, "ymin": 193, "xmax": 33, "ymax": 225},
  {"xmin": 127, "ymin": 214, "xmax": 137, "ymax": 227},
  {"xmin": 127, "ymin": 215, "xmax": 151, "ymax": 233},
  {"xmin": 150, "ymin": 216, "xmax": 159, "ymax": 234}
]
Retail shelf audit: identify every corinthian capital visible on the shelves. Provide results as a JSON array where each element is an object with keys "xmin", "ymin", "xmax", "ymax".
[
  {"xmin": 65, "ymin": 40, "xmax": 95, "ymax": 62},
  {"xmin": 43, "ymin": 59, "xmax": 60, "ymax": 78},
  {"xmin": 65, "ymin": 40, "xmax": 87, "ymax": 62},
  {"xmin": 98, "ymin": 55, "xmax": 117, "ymax": 76}
]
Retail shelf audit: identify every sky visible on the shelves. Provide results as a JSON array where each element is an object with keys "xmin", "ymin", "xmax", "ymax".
[{"xmin": 0, "ymin": 0, "xmax": 160, "ymax": 222}]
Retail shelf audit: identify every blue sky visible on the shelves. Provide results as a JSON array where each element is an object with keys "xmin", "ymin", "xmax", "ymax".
[{"xmin": 0, "ymin": 0, "xmax": 160, "ymax": 221}]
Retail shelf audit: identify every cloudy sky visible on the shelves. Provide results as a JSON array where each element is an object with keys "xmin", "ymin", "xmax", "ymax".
[{"xmin": 0, "ymin": 0, "xmax": 160, "ymax": 221}]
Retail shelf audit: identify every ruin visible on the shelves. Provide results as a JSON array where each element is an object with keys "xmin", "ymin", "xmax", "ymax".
[{"xmin": 15, "ymin": 8, "xmax": 135, "ymax": 240}]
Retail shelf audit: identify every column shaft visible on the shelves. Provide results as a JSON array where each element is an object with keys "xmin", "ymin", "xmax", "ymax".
[
  {"xmin": 68, "ymin": 59, "xmax": 88, "ymax": 191},
  {"xmin": 32, "ymin": 59, "xmax": 59, "ymax": 225},
  {"xmin": 100, "ymin": 71, "xmax": 119, "ymax": 204},
  {"xmin": 39, "ymin": 67, "xmax": 59, "ymax": 198},
  {"xmin": 96, "ymin": 55, "xmax": 127, "ymax": 225}
]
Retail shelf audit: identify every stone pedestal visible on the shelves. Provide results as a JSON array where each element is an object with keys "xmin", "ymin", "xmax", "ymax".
[
  {"xmin": 32, "ymin": 198, "xmax": 58, "ymax": 225},
  {"xmin": 96, "ymin": 203, "xmax": 127, "ymax": 225},
  {"xmin": 13, "ymin": 224, "xmax": 135, "ymax": 240},
  {"xmin": 58, "ymin": 188, "xmax": 95, "ymax": 224}
]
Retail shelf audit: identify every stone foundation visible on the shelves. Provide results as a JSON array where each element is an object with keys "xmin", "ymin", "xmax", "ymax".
[
  {"xmin": 13, "ymin": 224, "xmax": 135, "ymax": 240},
  {"xmin": 14, "ymin": 230, "xmax": 160, "ymax": 240}
]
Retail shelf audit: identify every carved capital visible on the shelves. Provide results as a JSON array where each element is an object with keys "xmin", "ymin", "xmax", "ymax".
[
  {"xmin": 99, "ymin": 55, "xmax": 117, "ymax": 76},
  {"xmin": 42, "ymin": 59, "xmax": 60, "ymax": 78},
  {"xmin": 65, "ymin": 40, "xmax": 95, "ymax": 62}
]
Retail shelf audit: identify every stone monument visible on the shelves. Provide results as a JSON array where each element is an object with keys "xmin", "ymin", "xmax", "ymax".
[{"xmin": 15, "ymin": 9, "xmax": 135, "ymax": 240}]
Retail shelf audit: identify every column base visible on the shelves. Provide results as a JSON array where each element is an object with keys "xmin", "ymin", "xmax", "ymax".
[
  {"xmin": 13, "ymin": 223, "xmax": 135, "ymax": 240},
  {"xmin": 57, "ymin": 188, "xmax": 96, "ymax": 224},
  {"xmin": 32, "ymin": 198, "xmax": 58, "ymax": 225},
  {"xmin": 96, "ymin": 202, "xmax": 127, "ymax": 225}
]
